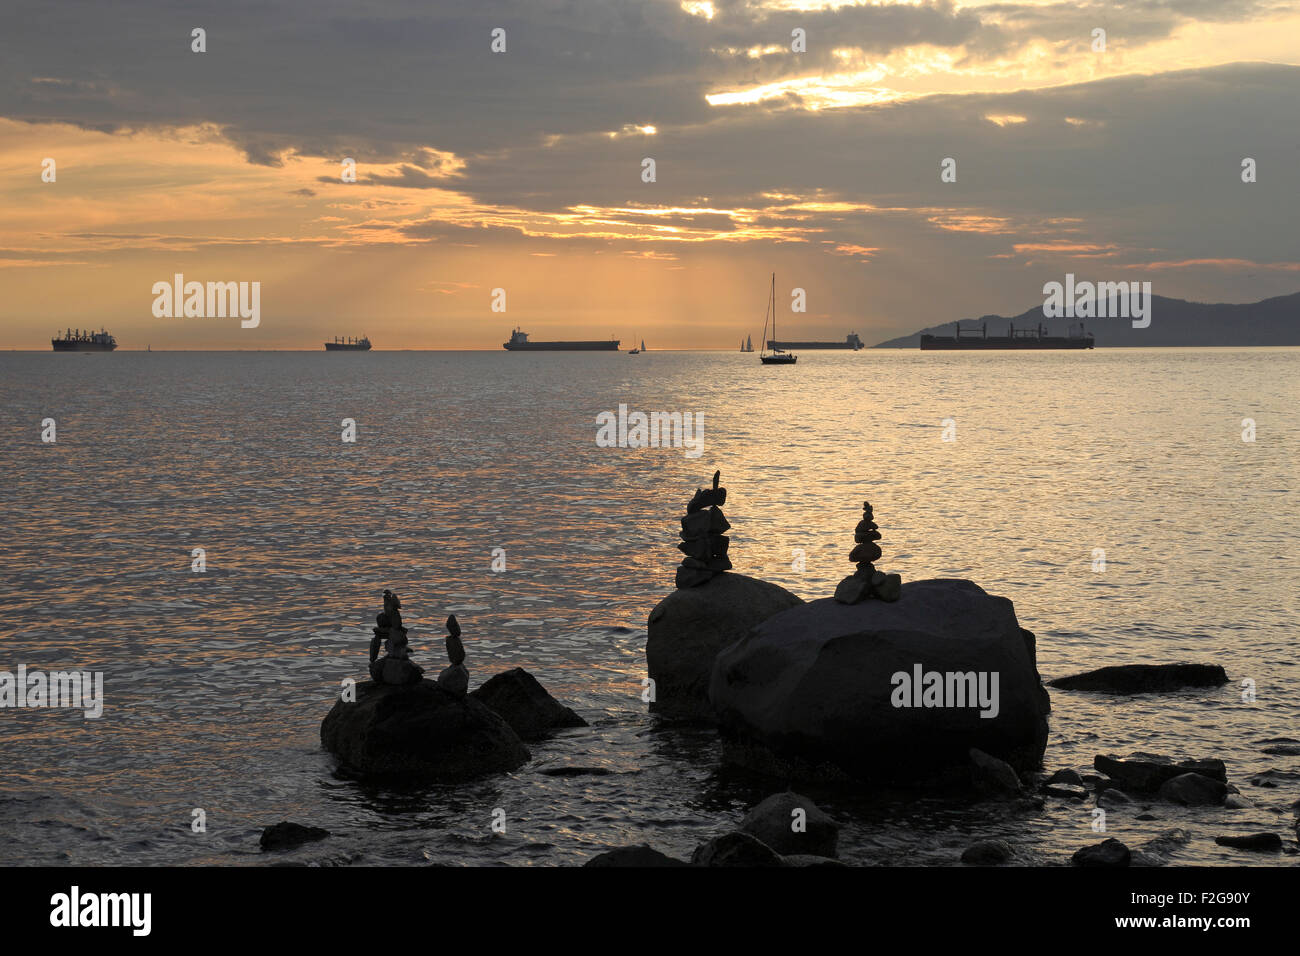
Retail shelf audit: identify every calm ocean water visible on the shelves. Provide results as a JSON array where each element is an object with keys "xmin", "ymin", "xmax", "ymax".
[{"xmin": 0, "ymin": 348, "xmax": 1296, "ymax": 866}]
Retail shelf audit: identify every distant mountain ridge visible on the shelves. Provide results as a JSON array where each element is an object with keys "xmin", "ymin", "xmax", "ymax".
[{"xmin": 873, "ymin": 291, "xmax": 1300, "ymax": 348}]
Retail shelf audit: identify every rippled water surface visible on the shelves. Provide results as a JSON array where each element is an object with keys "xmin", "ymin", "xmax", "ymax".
[{"xmin": 0, "ymin": 349, "xmax": 1296, "ymax": 866}]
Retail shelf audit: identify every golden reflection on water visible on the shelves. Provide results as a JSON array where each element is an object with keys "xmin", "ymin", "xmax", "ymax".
[{"xmin": 0, "ymin": 349, "xmax": 1296, "ymax": 865}]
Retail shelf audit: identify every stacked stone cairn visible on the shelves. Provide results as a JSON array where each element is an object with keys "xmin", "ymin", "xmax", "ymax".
[
  {"xmin": 833, "ymin": 501, "xmax": 902, "ymax": 604},
  {"xmin": 437, "ymin": 615, "xmax": 469, "ymax": 695},
  {"xmin": 368, "ymin": 589, "xmax": 424, "ymax": 685},
  {"xmin": 675, "ymin": 470, "xmax": 733, "ymax": 589}
]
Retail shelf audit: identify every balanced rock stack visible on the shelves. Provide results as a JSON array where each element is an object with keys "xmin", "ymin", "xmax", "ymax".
[
  {"xmin": 675, "ymin": 470, "xmax": 733, "ymax": 589},
  {"xmin": 833, "ymin": 501, "xmax": 902, "ymax": 604},
  {"xmin": 437, "ymin": 615, "xmax": 469, "ymax": 695},
  {"xmin": 368, "ymin": 589, "xmax": 425, "ymax": 685}
]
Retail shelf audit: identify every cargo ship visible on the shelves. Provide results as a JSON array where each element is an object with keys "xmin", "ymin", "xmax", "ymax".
[
  {"xmin": 920, "ymin": 321, "xmax": 1093, "ymax": 350},
  {"xmin": 52, "ymin": 328, "xmax": 117, "ymax": 351},
  {"xmin": 768, "ymin": 332, "xmax": 863, "ymax": 350},
  {"xmin": 503, "ymin": 329, "xmax": 619, "ymax": 351},
  {"xmin": 325, "ymin": 335, "xmax": 371, "ymax": 351}
]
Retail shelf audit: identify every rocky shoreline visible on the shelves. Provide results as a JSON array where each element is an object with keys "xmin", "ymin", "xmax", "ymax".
[{"xmin": 284, "ymin": 475, "xmax": 1299, "ymax": 866}]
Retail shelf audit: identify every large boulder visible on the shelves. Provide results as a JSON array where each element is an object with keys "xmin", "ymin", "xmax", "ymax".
[
  {"xmin": 708, "ymin": 579, "xmax": 1051, "ymax": 784},
  {"xmin": 469, "ymin": 667, "xmax": 587, "ymax": 739},
  {"xmin": 646, "ymin": 571, "xmax": 803, "ymax": 721},
  {"xmin": 1049, "ymin": 663, "xmax": 1227, "ymax": 694},
  {"xmin": 583, "ymin": 845, "xmax": 690, "ymax": 867},
  {"xmin": 1158, "ymin": 773, "xmax": 1227, "ymax": 806},
  {"xmin": 321, "ymin": 679, "xmax": 529, "ymax": 780},
  {"xmin": 260, "ymin": 821, "xmax": 329, "ymax": 851}
]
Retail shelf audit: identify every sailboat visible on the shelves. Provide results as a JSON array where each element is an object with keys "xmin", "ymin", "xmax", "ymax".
[
  {"xmin": 759, "ymin": 273, "xmax": 797, "ymax": 365},
  {"xmin": 628, "ymin": 337, "xmax": 643, "ymax": 354},
  {"xmin": 740, "ymin": 334, "xmax": 753, "ymax": 352}
]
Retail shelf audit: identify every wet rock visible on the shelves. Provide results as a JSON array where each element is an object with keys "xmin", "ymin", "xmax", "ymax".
[
  {"xmin": 971, "ymin": 748, "xmax": 1023, "ymax": 795},
  {"xmin": 1158, "ymin": 773, "xmax": 1228, "ymax": 806},
  {"xmin": 1262, "ymin": 743, "xmax": 1300, "ymax": 756},
  {"xmin": 260, "ymin": 821, "xmax": 329, "ymax": 851},
  {"xmin": 691, "ymin": 831, "xmax": 785, "ymax": 867},
  {"xmin": 710, "ymin": 579, "xmax": 1051, "ymax": 783},
  {"xmin": 739, "ymin": 791, "xmax": 839, "ymax": 858},
  {"xmin": 1248, "ymin": 768, "xmax": 1300, "ymax": 788},
  {"xmin": 1072, "ymin": 838, "xmax": 1130, "ymax": 867},
  {"xmin": 1043, "ymin": 783, "xmax": 1088, "ymax": 800},
  {"xmin": 1098, "ymin": 789, "xmax": 1134, "ymax": 807},
  {"xmin": 1049, "ymin": 663, "xmax": 1227, "ymax": 694},
  {"xmin": 646, "ymin": 572, "xmax": 802, "ymax": 721},
  {"xmin": 1135, "ymin": 813, "xmax": 1160, "ymax": 821},
  {"xmin": 321, "ymin": 679, "xmax": 529, "ymax": 780},
  {"xmin": 961, "ymin": 839, "xmax": 1015, "ymax": 865},
  {"xmin": 469, "ymin": 667, "xmax": 587, "ymax": 739},
  {"xmin": 1214, "ymin": 832, "xmax": 1281, "ymax": 852},
  {"xmin": 539, "ymin": 766, "xmax": 614, "ymax": 777},
  {"xmin": 1094, "ymin": 754, "xmax": 1226, "ymax": 793},
  {"xmin": 1224, "ymin": 794, "xmax": 1253, "ymax": 810},
  {"xmin": 1047, "ymin": 768, "xmax": 1084, "ymax": 786},
  {"xmin": 1132, "ymin": 828, "xmax": 1191, "ymax": 866},
  {"xmin": 583, "ymin": 845, "xmax": 690, "ymax": 867}
]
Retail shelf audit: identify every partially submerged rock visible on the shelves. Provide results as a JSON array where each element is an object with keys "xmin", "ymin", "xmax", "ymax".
[
  {"xmin": 1214, "ymin": 832, "xmax": 1281, "ymax": 852},
  {"xmin": 1158, "ymin": 773, "xmax": 1228, "ymax": 806},
  {"xmin": 1049, "ymin": 663, "xmax": 1227, "ymax": 694},
  {"xmin": 1093, "ymin": 754, "xmax": 1226, "ymax": 793},
  {"xmin": 961, "ymin": 839, "xmax": 1015, "ymax": 865},
  {"xmin": 1132, "ymin": 828, "xmax": 1191, "ymax": 867},
  {"xmin": 583, "ymin": 845, "xmax": 690, "ymax": 867},
  {"xmin": 1072, "ymin": 838, "xmax": 1130, "ymax": 867},
  {"xmin": 469, "ymin": 667, "xmax": 587, "ymax": 739},
  {"xmin": 691, "ymin": 831, "xmax": 786, "ymax": 867},
  {"xmin": 709, "ymin": 579, "xmax": 1051, "ymax": 784},
  {"xmin": 739, "ymin": 791, "xmax": 839, "ymax": 858},
  {"xmin": 321, "ymin": 679, "xmax": 529, "ymax": 780},
  {"xmin": 970, "ymin": 748, "xmax": 1023, "ymax": 796},
  {"xmin": 260, "ymin": 821, "xmax": 329, "ymax": 851},
  {"xmin": 646, "ymin": 571, "xmax": 802, "ymax": 721}
]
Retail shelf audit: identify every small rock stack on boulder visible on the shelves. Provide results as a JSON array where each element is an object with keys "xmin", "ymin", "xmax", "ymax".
[
  {"xmin": 437, "ymin": 615, "xmax": 469, "ymax": 695},
  {"xmin": 675, "ymin": 470, "xmax": 732, "ymax": 588},
  {"xmin": 646, "ymin": 471, "xmax": 803, "ymax": 721},
  {"xmin": 368, "ymin": 589, "xmax": 424, "ymax": 685},
  {"xmin": 833, "ymin": 501, "xmax": 902, "ymax": 604}
]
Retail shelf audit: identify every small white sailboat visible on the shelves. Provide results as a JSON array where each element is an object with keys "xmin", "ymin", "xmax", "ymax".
[
  {"xmin": 740, "ymin": 334, "xmax": 753, "ymax": 352},
  {"xmin": 759, "ymin": 273, "xmax": 796, "ymax": 365}
]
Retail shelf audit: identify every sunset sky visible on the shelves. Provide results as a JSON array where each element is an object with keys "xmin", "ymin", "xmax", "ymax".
[{"xmin": 2, "ymin": 0, "xmax": 1299, "ymax": 349}]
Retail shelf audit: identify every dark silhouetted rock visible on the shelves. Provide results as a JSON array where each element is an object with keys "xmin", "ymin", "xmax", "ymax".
[
  {"xmin": 709, "ymin": 579, "xmax": 1051, "ymax": 783},
  {"xmin": 437, "ymin": 663, "xmax": 469, "ymax": 696},
  {"xmin": 539, "ymin": 766, "xmax": 614, "ymax": 777},
  {"xmin": 260, "ymin": 821, "xmax": 329, "ymax": 851},
  {"xmin": 469, "ymin": 667, "xmax": 587, "ymax": 739},
  {"xmin": 1214, "ymin": 832, "xmax": 1281, "ymax": 852},
  {"xmin": 961, "ymin": 839, "xmax": 1015, "ymax": 865},
  {"xmin": 321, "ymin": 679, "xmax": 529, "ymax": 780},
  {"xmin": 691, "ymin": 831, "xmax": 785, "ymax": 867},
  {"xmin": 1093, "ymin": 754, "xmax": 1227, "ymax": 793},
  {"xmin": 1047, "ymin": 768, "xmax": 1084, "ymax": 786},
  {"xmin": 1043, "ymin": 783, "xmax": 1088, "ymax": 800},
  {"xmin": 739, "ymin": 791, "xmax": 839, "ymax": 858},
  {"xmin": 1049, "ymin": 663, "xmax": 1227, "ymax": 694},
  {"xmin": 780, "ymin": 854, "xmax": 847, "ymax": 867},
  {"xmin": 1072, "ymin": 838, "xmax": 1130, "ymax": 867},
  {"xmin": 1223, "ymin": 794, "xmax": 1253, "ymax": 809},
  {"xmin": 583, "ymin": 845, "xmax": 690, "ymax": 867},
  {"xmin": 833, "ymin": 501, "xmax": 901, "ymax": 604},
  {"xmin": 971, "ymin": 748, "xmax": 1023, "ymax": 795},
  {"xmin": 1097, "ymin": 789, "xmax": 1134, "ymax": 807},
  {"xmin": 1158, "ymin": 773, "xmax": 1228, "ymax": 806},
  {"xmin": 646, "ymin": 571, "xmax": 802, "ymax": 721}
]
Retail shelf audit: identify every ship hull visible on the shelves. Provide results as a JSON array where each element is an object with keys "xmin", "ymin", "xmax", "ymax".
[
  {"xmin": 503, "ymin": 341, "xmax": 619, "ymax": 351},
  {"xmin": 769, "ymin": 341, "xmax": 861, "ymax": 350},
  {"xmin": 52, "ymin": 341, "xmax": 116, "ymax": 352},
  {"xmin": 324, "ymin": 342, "xmax": 371, "ymax": 351},
  {"xmin": 920, "ymin": 335, "xmax": 1093, "ymax": 350}
]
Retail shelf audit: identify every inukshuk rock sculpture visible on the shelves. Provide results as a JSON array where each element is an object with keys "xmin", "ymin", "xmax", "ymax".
[
  {"xmin": 833, "ymin": 501, "xmax": 902, "ymax": 604},
  {"xmin": 368, "ymin": 589, "xmax": 424, "ymax": 685},
  {"xmin": 675, "ymin": 470, "xmax": 732, "ymax": 588},
  {"xmin": 437, "ymin": 615, "xmax": 469, "ymax": 695}
]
